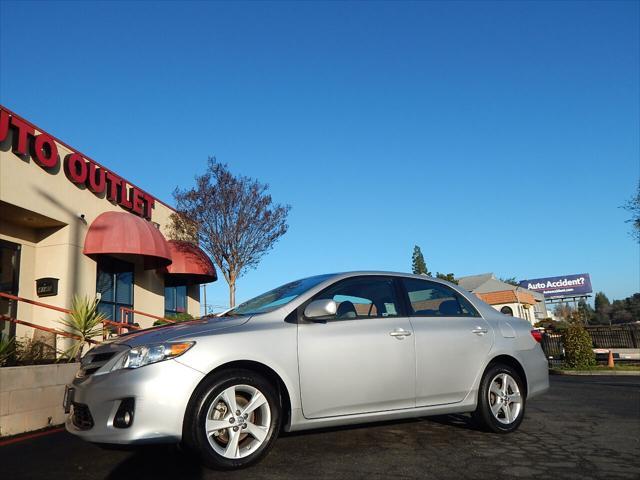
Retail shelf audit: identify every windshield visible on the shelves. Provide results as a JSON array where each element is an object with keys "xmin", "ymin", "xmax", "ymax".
[{"xmin": 226, "ymin": 274, "xmax": 334, "ymax": 316}]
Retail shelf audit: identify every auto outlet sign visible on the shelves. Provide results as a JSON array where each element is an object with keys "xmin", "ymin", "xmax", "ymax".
[
  {"xmin": 519, "ymin": 273, "xmax": 592, "ymax": 299},
  {"xmin": 0, "ymin": 106, "xmax": 156, "ymax": 220}
]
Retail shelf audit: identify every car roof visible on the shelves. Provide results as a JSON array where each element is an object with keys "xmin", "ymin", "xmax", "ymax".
[{"xmin": 323, "ymin": 271, "xmax": 456, "ymax": 284}]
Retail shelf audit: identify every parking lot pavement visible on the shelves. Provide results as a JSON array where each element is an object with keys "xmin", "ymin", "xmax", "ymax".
[{"xmin": 1, "ymin": 375, "xmax": 638, "ymax": 480}]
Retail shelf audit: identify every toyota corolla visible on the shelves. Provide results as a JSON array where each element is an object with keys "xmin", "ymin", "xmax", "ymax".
[{"xmin": 65, "ymin": 272, "xmax": 549, "ymax": 469}]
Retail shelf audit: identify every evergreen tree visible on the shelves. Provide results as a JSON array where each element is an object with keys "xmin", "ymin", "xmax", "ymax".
[
  {"xmin": 436, "ymin": 272, "xmax": 458, "ymax": 284},
  {"xmin": 411, "ymin": 245, "xmax": 430, "ymax": 275},
  {"xmin": 594, "ymin": 292, "xmax": 610, "ymax": 312},
  {"xmin": 594, "ymin": 292, "xmax": 612, "ymax": 325},
  {"xmin": 577, "ymin": 298, "xmax": 595, "ymax": 325},
  {"xmin": 499, "ymin": 276, "xmax": 519, "ymax": 286}
]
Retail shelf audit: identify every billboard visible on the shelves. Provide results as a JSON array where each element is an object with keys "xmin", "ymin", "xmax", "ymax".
[{"xmin": 519, "ymin": 273, "xmax": 592, "ymax": 299}]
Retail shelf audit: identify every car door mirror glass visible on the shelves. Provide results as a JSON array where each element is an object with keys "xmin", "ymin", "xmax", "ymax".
[{"xmin": 304, "ymin": 299, "xmax": 337, "ymax": 321}]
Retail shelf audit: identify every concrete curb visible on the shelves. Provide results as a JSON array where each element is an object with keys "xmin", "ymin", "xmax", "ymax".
[{"xmin": 550, "ymin": 369, "xmax": 640, "ymax": 376}]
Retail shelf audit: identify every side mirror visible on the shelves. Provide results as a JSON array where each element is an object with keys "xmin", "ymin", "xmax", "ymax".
[{"xmin": 304, "ymin": 299, "xmax": 337, "ymax": 321}]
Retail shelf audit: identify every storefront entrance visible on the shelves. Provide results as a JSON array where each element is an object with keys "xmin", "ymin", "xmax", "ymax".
[{"xmin": 0, "ymin": 240, "xmax": 20, "ymax": 341}]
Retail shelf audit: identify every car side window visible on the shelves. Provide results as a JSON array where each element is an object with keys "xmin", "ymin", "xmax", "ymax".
[
  {"xmin": 314, "ymin": 277, "xmax": 400, "ymax": 320},
  {"xmin": 401, "ymin": 278, "xmax": 480, "ymax": 318}
]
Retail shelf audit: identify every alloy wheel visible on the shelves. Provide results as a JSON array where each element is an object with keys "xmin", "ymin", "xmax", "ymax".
[
  {"xmin": 204, "ymin": 384, "xmax": 271, "ymax": 459},
  {"xmin": 487, "ymin": 373, "xmax": 522, "ymax": 425}
]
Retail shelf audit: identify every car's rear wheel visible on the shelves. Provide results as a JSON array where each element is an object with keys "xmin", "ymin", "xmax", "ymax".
[
  {"xmin": 473, "ymin": 364, "xmax": 525, "ymax": 433},
  {"xmin": 184, "ymin": 369, "xmax": 280, "ymax": 469}
]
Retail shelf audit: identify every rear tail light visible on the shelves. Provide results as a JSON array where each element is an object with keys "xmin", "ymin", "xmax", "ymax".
[{"xmin": 530, "ymin": 330, "xmax": 543, "ymax": 343}]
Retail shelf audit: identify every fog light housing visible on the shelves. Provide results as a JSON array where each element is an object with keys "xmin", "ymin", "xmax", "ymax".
[{"xmin": 113, "ymin": 398, "xmax": 135, "ymax": 428}]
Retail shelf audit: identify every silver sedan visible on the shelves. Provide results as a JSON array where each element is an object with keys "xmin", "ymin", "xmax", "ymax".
[{"xmin": 65, "ymin": 272, "xmax": 549, "ymax": 469}]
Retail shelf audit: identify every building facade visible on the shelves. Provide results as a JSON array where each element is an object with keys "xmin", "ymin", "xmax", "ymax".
[
  {"xmin": 458, "ymin": 273, "xmax": 548, "ymax": 325},
  {"xmin": 0, "ymin": 106, "xmax": 216, "ymax": 346}
]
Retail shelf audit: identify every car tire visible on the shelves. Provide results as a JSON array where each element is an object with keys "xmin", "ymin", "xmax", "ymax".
[
  {"xmin": 183, "ymin": 369, "xmax": 281, "ymax": 470},
  {"xmin": 472, "ymin": 364, "xmax": 526, "ymax": 433}
]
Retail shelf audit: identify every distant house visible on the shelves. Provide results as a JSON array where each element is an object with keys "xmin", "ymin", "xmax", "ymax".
[{"xmin": 458, "ymin": 273, "xmax": 548, "ymax": 324}]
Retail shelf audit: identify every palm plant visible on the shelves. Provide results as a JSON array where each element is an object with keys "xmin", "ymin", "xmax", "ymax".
[{"xmin": 60, "ymin": 295, "xmax": 107, "ymax": 362}]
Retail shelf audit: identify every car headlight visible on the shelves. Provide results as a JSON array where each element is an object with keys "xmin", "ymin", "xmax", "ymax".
[{"xmin": 116, "ymin": 342, "xmax": 195, "ymax": 370}]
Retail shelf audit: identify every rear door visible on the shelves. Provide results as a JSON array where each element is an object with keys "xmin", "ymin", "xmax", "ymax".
[
  {"xmin": 297, "ymin": 276, "xmax": 416, "ymax": 418},
  {"xmin": 399, "ymin": 278, "xmax": 494, "ymax": 407}
]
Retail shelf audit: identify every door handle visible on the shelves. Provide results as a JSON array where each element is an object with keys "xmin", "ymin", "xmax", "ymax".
[
  {"xmin": 471, "ymin": 326, "xmax": 488, "ymax": 335},
  {"xmin": 389, "ymin": 328, "xmax": 412, "ymax": 339}
]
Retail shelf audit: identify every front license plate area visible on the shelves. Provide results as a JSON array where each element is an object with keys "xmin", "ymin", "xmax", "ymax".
[{"xmin": 63, "ymin": 386, "xmax": 75, "ymax": 414}]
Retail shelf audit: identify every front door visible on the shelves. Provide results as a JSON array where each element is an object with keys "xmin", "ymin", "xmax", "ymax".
[
  {"xmin": 400, "ymin": 277, "xmax": 494, "ymax": 407},
  {"xmin": 297, "ymin": 276, "xmax": 415, "ymax": 419},
  {"xmin": 0, "ymin": 240, "xmax": 21, "ymax": 341}
]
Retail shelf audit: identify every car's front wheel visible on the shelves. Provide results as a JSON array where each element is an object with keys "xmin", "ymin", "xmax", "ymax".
[
  {"xmin": 473, "ymin": 364, "xmax": 525, "ymax": 433},
  {"xmin": 184, "ymin": 369, "xmax": 281, "ymax": 469}
]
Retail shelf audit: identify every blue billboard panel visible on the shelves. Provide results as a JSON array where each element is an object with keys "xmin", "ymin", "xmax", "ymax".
[{"xmin": 519, "ymin": 273, "xmax": 592, "ymax": 299}]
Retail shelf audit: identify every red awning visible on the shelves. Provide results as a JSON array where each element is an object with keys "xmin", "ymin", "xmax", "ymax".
[
  {"xmin": 163, "ymin": 240, "xmax": 217, "ymax": 285},
  {"xmin": 83, "ymin": 211, "xmax": 172, "ymax": 269}
]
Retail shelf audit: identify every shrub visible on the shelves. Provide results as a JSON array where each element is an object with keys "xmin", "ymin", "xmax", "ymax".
[
  {"xmin": 0, "ymin": 335, "xmax": 15, "ymax": 366},
  {"xmin": 15, "ymin": 337, "xmax": 58, "ymax": 364},
  {"xmin": 153, "ymin": 312, "xmax": 195, "ymax": 326},
  {"xmin": 562, "ymin": 320, "xmax": 596, "ymax": 369},
  {"xmin": 59, "ymin": 295, "xmax": 108, "ymax": 362}
]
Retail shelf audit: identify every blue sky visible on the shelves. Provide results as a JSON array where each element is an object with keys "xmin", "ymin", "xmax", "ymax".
[{"xmin": 1, "ymin": 1, "xmax": 638, "ymax": 308}]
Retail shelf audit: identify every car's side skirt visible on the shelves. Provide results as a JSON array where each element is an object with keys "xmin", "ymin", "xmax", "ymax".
[{"xmin": 286, "ymin": 396, "xmax": 478, "ymax": 433}]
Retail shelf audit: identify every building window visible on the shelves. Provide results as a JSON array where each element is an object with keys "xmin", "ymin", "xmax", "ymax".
[
  {"xmin": 96, "ymin": 257, "xmax": 134, "ymax": 323},
  {"xmin": 165, "ymin": 285, "xmax": 187, "ymax": 317},
  {"xmin": 500, "ymin": 306, "xmax": 514, "ymax": 316}
]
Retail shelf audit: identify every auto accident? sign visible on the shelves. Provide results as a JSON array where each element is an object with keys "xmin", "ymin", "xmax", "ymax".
[{"xmin": 519, "ymin": 273, "xmax": 592, "ymax": 299}]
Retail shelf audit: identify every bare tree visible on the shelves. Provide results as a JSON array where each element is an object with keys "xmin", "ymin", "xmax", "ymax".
[
  {"xmin": 171, "ymin": 158, "xmax": 290, "ymax": 308},
  {"xmin": 622, "ymin": 180, "xmax": 640, "ymax": 243}
]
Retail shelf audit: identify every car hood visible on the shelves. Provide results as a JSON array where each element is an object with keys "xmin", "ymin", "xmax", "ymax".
[{"xmin": 108, "ymin": 315, "xmax": 251, "ymax": 348}]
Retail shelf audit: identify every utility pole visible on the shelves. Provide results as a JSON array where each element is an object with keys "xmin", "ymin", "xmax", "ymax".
[{"xmin": 202, "ymin": 284, "xmax": 207, "ymax": 316}]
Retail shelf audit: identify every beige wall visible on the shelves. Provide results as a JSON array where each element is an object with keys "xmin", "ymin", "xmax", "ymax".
[
  {"xmin": 0, "ymin": 362, "xmax": 78, "ymax": 436},
  {"xmin": 490, "ymin": 302, "xmax": 535, "ymax": 324},
  {"xmin": 0, "ymin": 113, "xmax": 201, "ymax": 341}
]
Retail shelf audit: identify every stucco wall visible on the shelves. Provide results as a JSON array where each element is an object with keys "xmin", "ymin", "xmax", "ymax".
[
  {"xmin": 490, "ymin": 302, "xmax": 535, "ymax": 324},
  {"xmin": 0, "ymin": 363, "xmax": 78, "ymax": 437}
]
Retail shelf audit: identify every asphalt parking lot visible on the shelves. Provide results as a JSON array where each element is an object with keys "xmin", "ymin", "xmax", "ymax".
[{"xmin": 1, "ymin": 375, "xmax": 638, "ymax": 480}]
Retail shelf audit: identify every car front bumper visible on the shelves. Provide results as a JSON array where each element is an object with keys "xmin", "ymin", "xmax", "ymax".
[{"xmin": 65, "ymin": 359, "xmax": 204, "ymax": 444}]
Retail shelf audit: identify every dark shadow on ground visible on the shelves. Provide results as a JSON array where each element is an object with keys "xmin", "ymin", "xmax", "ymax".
[
  {"xmin": 424, "ymin": 413, "xmax": 484, "ymax": 431},
  {"xmin": 106, "ymin": 445, "xmax": 205, "ymax": 480}
]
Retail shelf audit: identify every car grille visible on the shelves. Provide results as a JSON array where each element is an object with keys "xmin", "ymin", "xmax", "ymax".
[
  {"xmin": 72, "ymin": 403, "xmax": 94, "ymax": 430},
  {"xmin": 77, "ymin": 345, "xmax": 127, "ymax": 378}
]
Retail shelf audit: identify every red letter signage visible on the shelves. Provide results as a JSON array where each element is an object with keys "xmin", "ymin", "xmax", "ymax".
[
  {"xmin": 64, "ymin": 153, "xmax": 88, "ymax": 183},
  {"xmin": 33, "ymin": 134, "xmax": 59, "ymax": 169},
  {"xmin": 10, "ymin": 116, "xmax": 34, "ymax": 155},
  {"xmin": 2, "ymin": 106, "xmax": 156, "ymax": 221}
]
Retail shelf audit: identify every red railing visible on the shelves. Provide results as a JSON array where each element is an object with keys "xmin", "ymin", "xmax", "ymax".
[
  {"xmin": 0, "ymin": 292, "xmax": 140, "ymax": 335},
  {"xmin": 0, "ymin": 314, "xmax": 100, "ymax": 344},
  {"xmin": 119, "ymin": 306, "xmax": 176, "ymax": 326},
  {"xmin": 0, "ymin": 292, "xmax": 181, "ymax": 345}
]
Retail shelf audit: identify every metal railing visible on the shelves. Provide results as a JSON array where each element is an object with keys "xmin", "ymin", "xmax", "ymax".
[
  {"xmin": 0, "ymin": 292, "xmax": 191, "ymax": 367},
  {"xmin": 585, "ymin": 325, "xmax": 639, "ymax": 349},
  {"xmin": 540, "ymin": 325, "xmax": 640, "ymax": 367},
  {"xmin": 0, "ymin": 314, "xmax": 100, "ymax": 345},
  {"xmin": 0, "ymin": 292, "xmax": 139, "ymax": 336}
]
